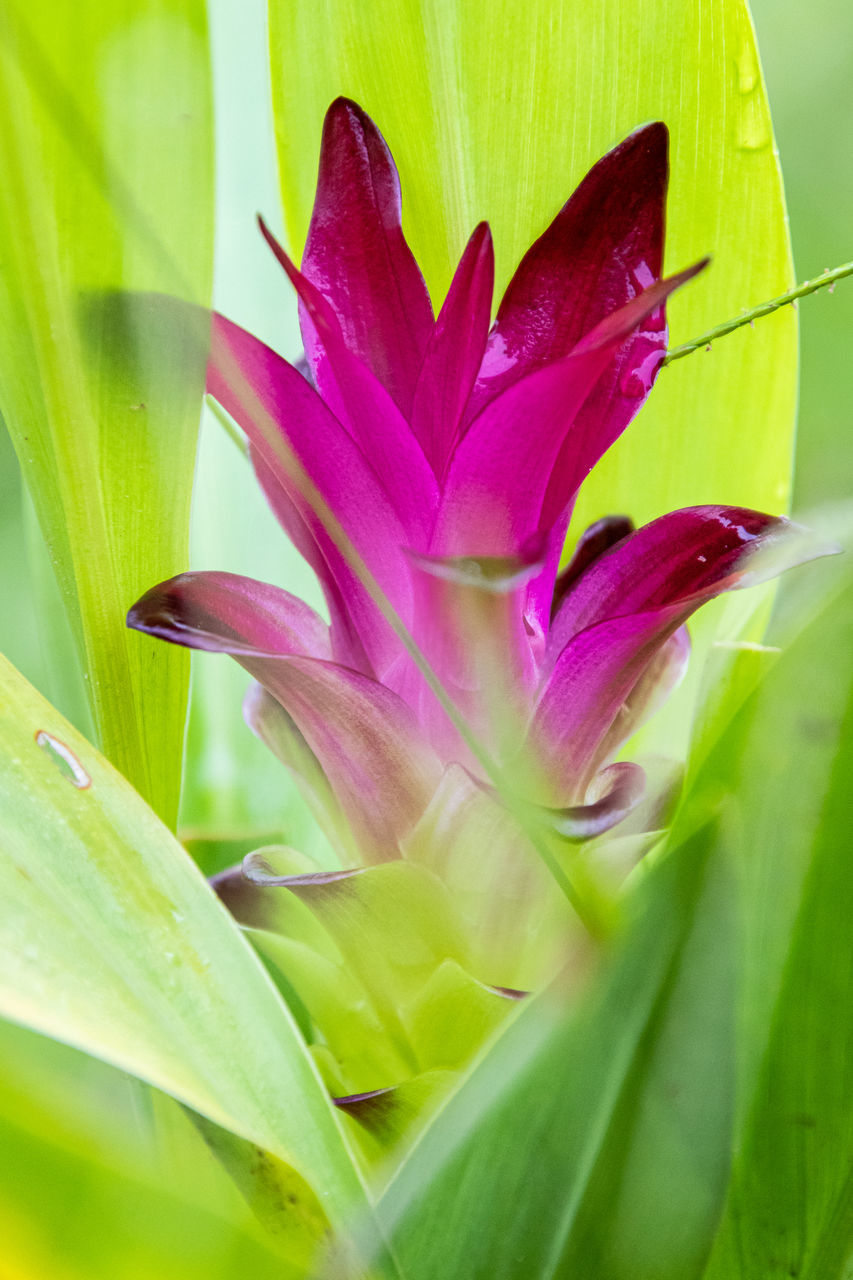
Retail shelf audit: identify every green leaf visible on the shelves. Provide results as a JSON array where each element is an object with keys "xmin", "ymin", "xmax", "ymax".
[
  {"xmin": 0, "ymin": 1022, "xmax": 298, "ymax": 1280},
  {"xmin": 269, "ymin": 0, "xmax": 795, "ymax": 529},
  {"xmin": 697, "ymin": 550, "xmax": 853, "ymax": 1277},
  {"xmin": 0, "ymin": 1, "xmax": 214, "ymax": 826},
  {"xmin": 0, "ymin": 651, "xmax": 372, "ymax": 1238}
]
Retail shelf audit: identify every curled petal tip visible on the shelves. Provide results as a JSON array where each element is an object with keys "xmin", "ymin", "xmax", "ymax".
[
  {"xmin": 734, "ymin": 515, "xmax": 844, "ymax": 588},
  {"xmin": 539, "ymin": 762, "xmax": 647, "ymax": 842},
  {"xmin": 243, "ymin": 849, "xmax": 364, "ymax": 888}
]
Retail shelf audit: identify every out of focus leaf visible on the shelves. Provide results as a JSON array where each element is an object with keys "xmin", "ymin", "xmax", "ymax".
[
  {"xmin": 0, "ymin": 1023, "xmax": 294, "ymax": 1280},
  {"xmin": 0, "ymin": 0, "xmax": 214, "ymax": 826},
  {"xmin": 0, "ymin": 652, "xmax": 373, "ymax": 1240},
  {"xmin": 698, "ymin": 550, "xmax": 853, "ymax": 1277}
]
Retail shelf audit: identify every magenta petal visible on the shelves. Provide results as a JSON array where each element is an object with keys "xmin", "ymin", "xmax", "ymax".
[
  {"xmin": 538, "ymin": 259, "xmax": 707, "ymax": 533},
  {"xmin": 249, "ymin": 446, "xmax": 377, "ymax": 675},
  {"xmin": 469, "ymin": 122, "xmax": 669, "ymax": 415},
  {"xmin": 127, "ymin": 571, "xmax": 331, "ymax": 658},
  {"xmin": 129, "ymin": 569, "xmax": 438, "ymax": 856},
  {"xmin": 550, "ymin": 515, "xmax": 635, "ymax": 618},
  {"xmin": 532, "ymin": 509, "xmax": 829, "ymax": 794},
  {"xmin": 301, "ymin": 97, "xmax": 434, "ymax": 416},
  {"xmin": 242, "ymin": 657, "xmax": 442, "ymax": 859},
  {"xmin": 594, "ymin": 625, "xmax": 691, "ymax": 765},
  {"xmin": 546, "ymin": 505, "xmax": 811, "ymax": 663},
  {"xmin": 259, "ymin": 217, "xmax": 439, "ymax": 542},
  {"xmin": 530, "ymin": 605, "xmax": 692, "ymax": 800},
  {"xmin": 410, "ymin": 222, "xmax": 495, "ymax": 476},
  {"xmin": 433, "ymin": 267, "xmax": 705, "ymax": 559},
  {"xmin": 207, "ymin": 311, "xmax": 414, "ymax": 676},
  {"xmin": 243, "ymin": 683, "xmax": 358, "ymax": 861}
]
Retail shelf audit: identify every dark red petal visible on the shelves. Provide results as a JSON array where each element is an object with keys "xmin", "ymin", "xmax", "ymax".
[
  {"xmin": 410, "ymin": 222, "xmax": 495, "ymax": 476},
  {"xmin": 301, "ymin": 97, "xmax": 434, "ymax": 416},
  {"xmin": 469, "ymin": 122, "xmax": 670, "ymax": 415},
  {"xmin": 550, "ymin": 515, "xmax": 636, "ymax": 619},
  {"xmin": 538, "ymin": 260, "xmax": 708, "ymax": 534},
  {"xmin": 546, "ymin": 506, "xmax": 817, "ymax": 662}
]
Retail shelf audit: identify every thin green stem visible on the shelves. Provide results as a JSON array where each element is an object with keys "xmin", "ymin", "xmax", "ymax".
[
  {"xmin": 205, "ymin": 394, "xmax": 250, "ymax": 458},
  {"xmin": 663, "ymin": 260, "xmax": 853, "ymax": 365}
]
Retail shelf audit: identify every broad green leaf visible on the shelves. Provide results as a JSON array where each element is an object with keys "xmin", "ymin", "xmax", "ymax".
[
  {"xmin": 0, "ymin": 652, "xmax": 373, "ymax": 1239},
  {"xmin": 270, "ymin": 0, "xmax": 795, "ymax": 532},
  {"xmin": 697, "ymin": 551, "xmax": 853, "ymax": 1277},
  {"xmin": 0, "ymin": 1, "xmax": 214, "ymax": 827}
]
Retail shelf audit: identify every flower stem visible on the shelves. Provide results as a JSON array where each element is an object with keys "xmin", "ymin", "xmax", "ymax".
[{"xmin": 663, "ymin": 260, "xmax": 853, "ymax": 365}]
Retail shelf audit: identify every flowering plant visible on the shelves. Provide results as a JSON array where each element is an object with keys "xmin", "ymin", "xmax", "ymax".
[
  {"xmin": 126, "ymin": 95, "xmax": 823, "ymax": 1078},
  {"xmin": 0, "ymin": 3, "xmax": 851, "ymax": 1278}
]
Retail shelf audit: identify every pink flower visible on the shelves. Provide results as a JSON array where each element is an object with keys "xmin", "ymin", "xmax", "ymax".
[{"xmin": 128, "ymin": 98, "xmax": 815, "ymax": 869}]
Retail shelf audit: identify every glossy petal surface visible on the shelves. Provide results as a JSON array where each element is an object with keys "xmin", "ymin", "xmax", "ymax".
[
  {"xmin": 470, "ymin": 123, "xmax": 668, "ymax": 414},
  {"xmin": 301, "ymin": 97, "xmax": 434, "ymax": 415}
]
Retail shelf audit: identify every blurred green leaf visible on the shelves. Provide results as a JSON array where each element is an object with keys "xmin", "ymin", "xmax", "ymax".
[
  {"xmin": 0, "ymin": 1023, "xmax": 297, "ymax": 1280},
  {"xmin": 0, "ymin": 651, "xmax": 373, "ymax": 1241},
  {"xmin": 0, "ymin": 0, "xmax": 214, "ymax": 826},
  {"xmin": 698, "ymin": 553, "xmax": 853, "ymax": 1277},
  {"xmin": 363, "ymin": 823, "xmax": 736, "ymax": 1279}
]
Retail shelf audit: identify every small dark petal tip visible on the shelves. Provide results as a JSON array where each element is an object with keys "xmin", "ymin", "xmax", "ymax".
[
  {"xmin": 616, "ymin": 119, "xmax": 669, "ymax": 165},
  {"xmin": 325, "ymin": 95, "xmax": 373, "ymax": 134}
]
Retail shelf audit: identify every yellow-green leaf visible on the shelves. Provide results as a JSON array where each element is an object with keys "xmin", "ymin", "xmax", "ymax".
[
  {"xmin": 0, "ymin": 1, "xmax": 214, "ymax": 826},
  {"xmin": 0, "ymin": 651, "xmax": 370, "ymax": 1237}
]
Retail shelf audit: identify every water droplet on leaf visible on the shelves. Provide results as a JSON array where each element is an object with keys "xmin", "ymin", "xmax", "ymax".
[
  {"xmin": 735, "ymin": 41, "xmax": 759, "ymax": 94},
  {"xmin": 35, "ymin": 731, "xmax": 91, "ymax": 789}
]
